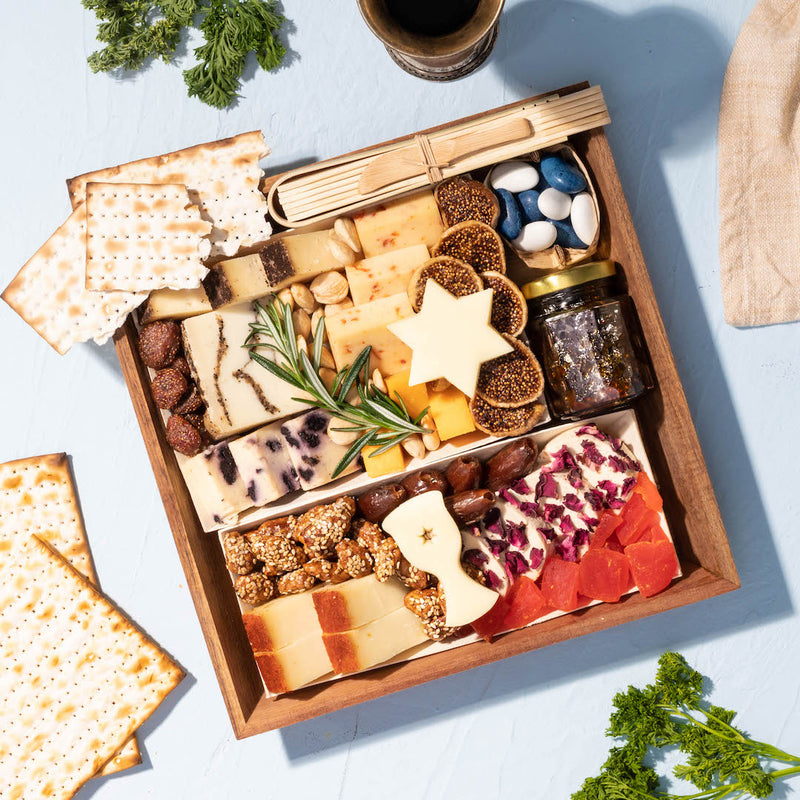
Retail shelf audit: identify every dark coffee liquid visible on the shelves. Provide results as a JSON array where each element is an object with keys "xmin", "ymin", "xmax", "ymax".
[{"xmin": 386, "ymin": 0, "xmax": 480, "ymax": 36}]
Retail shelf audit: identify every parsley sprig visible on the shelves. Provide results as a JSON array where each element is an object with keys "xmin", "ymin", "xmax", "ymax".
[
  {"xmin": 246, "ymin": 299, "xmax": 431, "ymax": 478},
  {"xmin": 82, "ymin": 0, "xmax": 286, "ymax": 108},
  {"xmin": 573, "ymin": 652, "xmax": 800, "ymax": 800}
]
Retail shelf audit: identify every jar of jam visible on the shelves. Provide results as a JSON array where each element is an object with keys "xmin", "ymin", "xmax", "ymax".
[{"xmin": 522, "ymin": 261, "xmax": 653, "ymax": 420}]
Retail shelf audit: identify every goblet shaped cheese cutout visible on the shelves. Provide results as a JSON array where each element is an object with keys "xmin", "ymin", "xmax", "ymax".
[{"xmin": 381, "ymin": 491, "xmax": 499, "ymax": 627}]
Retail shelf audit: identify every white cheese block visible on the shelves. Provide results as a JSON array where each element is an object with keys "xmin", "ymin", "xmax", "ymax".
[
  {"xmin": 326, "ymin": 292, "xmax": 414, "ymax": 375},
  {"xmin": 182, "ymin": 302, "xmax": 312, "ymax": 439},
  {"xmin": 227, "ymin": 421, "xmax": 301, "ymax": 506},
  {"xmin": 253, "ymin": 634, "xmax": 333, "ymax": 694},
  {"xmin": 203, "ymin": 230, "xmax": 357, "ymax": 309},
  {"xmin": 352, "ymin": 189, "xmax": 444, "ymax": 258},
  {"xmin": 241, "ymin": 590, "xmax": 322, "ymax": 652},
  {"xmin": 312, "ymin": 575, "xmax": 409, "ymax": 633},
  {"xmin": 345, "ymin": 243, "xmax": 429, "ymax": 305},
  {"xmin": 382, "ymin": 491, "xmax": 499, "ymax": 626},
  {"xmin": 322, "ymin": 607, "xmax": 428, "ymax": 674},
  {"xmin": 178, "ymin": 443, "xmax": 252, "ymax": 532},
  {"xmin": 279, "ymin": 409, "xmax": 362, "ymax": 490}
]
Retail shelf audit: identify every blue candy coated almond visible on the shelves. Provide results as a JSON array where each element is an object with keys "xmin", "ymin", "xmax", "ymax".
[
  {"xmin": 518, "ymin": 190, "xmax": 543, "ymax": 223},
  {"xmin": 553, "ymin": 219, "xmax": 587, "ymax": 250},
  {"xmin": 495, "ymin": 188, "xmax": 521, "ymax": 240},
  {"xmin": 541, "ymin": 156, "xmax": 587, "ymax": 194}
]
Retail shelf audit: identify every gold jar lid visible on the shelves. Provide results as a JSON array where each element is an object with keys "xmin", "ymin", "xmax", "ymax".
[{"xmin": 521, "ymin": 260, "xmax": 616, "ymax": 300}]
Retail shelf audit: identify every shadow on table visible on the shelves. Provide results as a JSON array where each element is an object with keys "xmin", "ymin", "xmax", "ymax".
[
  {"xmin": 74, "ymin": 672, "xmax": 196, "ymax": 800},
  {"xmin": 280, "ymin": 0, "xmax": 792, "ymax": 762}
]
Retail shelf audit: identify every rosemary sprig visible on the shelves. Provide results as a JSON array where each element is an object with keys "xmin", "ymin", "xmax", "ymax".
[{"xmin": 246, "ymin": 298, "xmax": 431, "ymax": 478}]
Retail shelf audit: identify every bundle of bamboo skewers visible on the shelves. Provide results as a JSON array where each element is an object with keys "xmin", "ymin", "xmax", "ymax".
[{"xmin": 267, "ymin": 85, "xmax": 610, "ymax": 228}]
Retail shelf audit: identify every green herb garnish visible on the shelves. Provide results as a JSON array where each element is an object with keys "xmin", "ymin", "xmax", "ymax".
[
  {"xmin": 82, "ymin": 0, "xmax": 286, "ymax": 109},
  {"xmin": 246, "ymin": 299, "xmax": 431, "ymax": 478},
  {"xmin": 573, "ymin": 651, "xmax": 800, "ymax": 800}
]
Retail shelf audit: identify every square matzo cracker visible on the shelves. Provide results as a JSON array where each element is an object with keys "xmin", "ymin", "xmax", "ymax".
[
  {"xmin": 1, "ymin": 205, "xmax": 147, "ymax": 354},
  {"xmin": 85, "ymin": 182, "xmax": 212, "ymax": 293},
  {"xmin": 0, "ymin": 536, "xmax": 183, "ymax": 800},
  {"xmin": 0, "ymin": 453, "xmax": 141, "ymax": 776},
  {"xmin": 68, "ymin": 131, "xmax": 272, "ymax": 258}
]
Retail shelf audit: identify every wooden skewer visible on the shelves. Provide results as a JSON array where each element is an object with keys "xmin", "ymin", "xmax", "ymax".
[
  {"xmin": 278, "ymin": 89, "xmax": 605, "ymax": 205},
  {"xmin": 269, "ymin": 86, "xmax": 610, "ymax": 227}
]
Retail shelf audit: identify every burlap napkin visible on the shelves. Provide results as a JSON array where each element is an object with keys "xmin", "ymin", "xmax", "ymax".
[{"xmin": 719, "ymin": 0, "xmax": 800, "ymax": 327}]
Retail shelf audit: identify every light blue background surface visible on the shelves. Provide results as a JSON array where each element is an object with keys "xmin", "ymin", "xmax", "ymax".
[{"xmin": 1, "ymin": 1, "xmax": 798, "ymax": 798}]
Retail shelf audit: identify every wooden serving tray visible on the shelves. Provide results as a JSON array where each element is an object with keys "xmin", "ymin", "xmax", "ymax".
[{"xmin": 113, "ymin": 83, "xmax": 739, "ymax": 737}]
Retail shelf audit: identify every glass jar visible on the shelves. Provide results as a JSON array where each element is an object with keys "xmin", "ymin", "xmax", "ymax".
[{"xmin": 522, "ymin": 261, "xmax": 653, "ymax": 420}]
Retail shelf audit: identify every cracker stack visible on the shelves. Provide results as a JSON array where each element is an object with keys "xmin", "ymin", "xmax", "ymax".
[
  {"xmin": 0, "ymin": 454, "xmax": 184, "ymax": 795},
  {"xmin": 2, "ymin": 131, "xmax": 272, "ymax": 354}
]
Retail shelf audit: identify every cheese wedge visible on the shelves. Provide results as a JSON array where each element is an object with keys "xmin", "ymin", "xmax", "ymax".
[
  {"xmin": 345, "ymin": 244, "xmax": 429, "ymax": 305},
  {"xmin": 182, "ymin": 302, "xmax": 311, "ymax": 439},
  {"xmin": 178, "ymin": 444, "xmax": 252, "ymax": 532},
  {"xmin": 326, "ymin": 292, "xmax": 414, "ymax": 375},
  {"xmin": 313, "ymin": 575, "xmax": 409, "ymax": 633},
  {"xmin": 227, "ymin": 421, "xmax": 300, "ymax": 506},
  {"xmin": 242, "ymin": 590, "xmax": 322, "ymax": 653},
  {"xmin": 352, "ymin": 190, "xmax": 444, "ymax": 258},
  {"xmin": 280, "ymin": 409, "xmax": 362, "ymax": 490},
  {"xmin": 323, "ymin": 607, "xmax": 428, "ymax": 674},
  {"xmin": 253, "ymin": 635, "xmax": 333, "ymax": 694},
  {"xmin": 139, "ymin": 286, "xmax": 212, "ymax": 323},
  {"xmin": 203, "ymin": 230, "xmax": 356, "ymax": 309}
]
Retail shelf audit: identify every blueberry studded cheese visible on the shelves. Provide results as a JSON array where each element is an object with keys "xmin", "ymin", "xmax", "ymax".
[
  {"xmin": 227, "ymin": 421, "xmax": 300, "ymax": 507},
  {"xmin": 280, "ymin": 409, "xmax": 362, "ymax": 490}
]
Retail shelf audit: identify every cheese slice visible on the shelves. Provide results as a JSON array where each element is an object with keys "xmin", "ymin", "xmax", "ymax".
[
  {"xmin": 387, "ymin": 282, "xmax": 512, "ymax": 397},
  {"xmin": 353, "ymin": 190, "xmax": 444, "ymax": 258},
  {"xmin": 227, "ymin": 421, "xmax": 300, "ymax": 506},
  {"xmin": 182, "ymin": 302, "xmax": 311, "ymax": 439},
  {"xmin": 139, "ymin": 285, "xmax": 212, "ymax": 323},
  {"xmin": 382, "ymin": 491, "xmax": 499, "ymax": 626},
  {"xmin": 326, "ymin": 292, "xmax": 414, "ymax": 375},
  {"xmin": 345, "ymin": 244, "xmax": 429, "ymax": 305},
  {"xmin": 253, "ymin": 634, "xmax": 333, "ymax": 694},
  {"xmin": 313, "ymin": 575, "xmax": 409, "ymax": 633},
  {"xmin": 280, "ymin": 409, "xmax": 362, "ymax": 490},
  {"xmin": 178, "ymin": 443, "xmax": 252, "ymax": 532},
  {"xmin": 323, "ymin": 607, "xmax": 428, "ymax": 674},
  {"xmin": 203, "ymin": 230, "xmax": 356, "ymax": 309},
  {"xmin": 241, "ymin": 590, "xmax": 322, "ymax": 653}
]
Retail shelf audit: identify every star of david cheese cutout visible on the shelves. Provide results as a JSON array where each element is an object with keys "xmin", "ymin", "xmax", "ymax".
[{"xmin": 387, "ymin": 281, "xmax": 513, "ymax": 397}]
